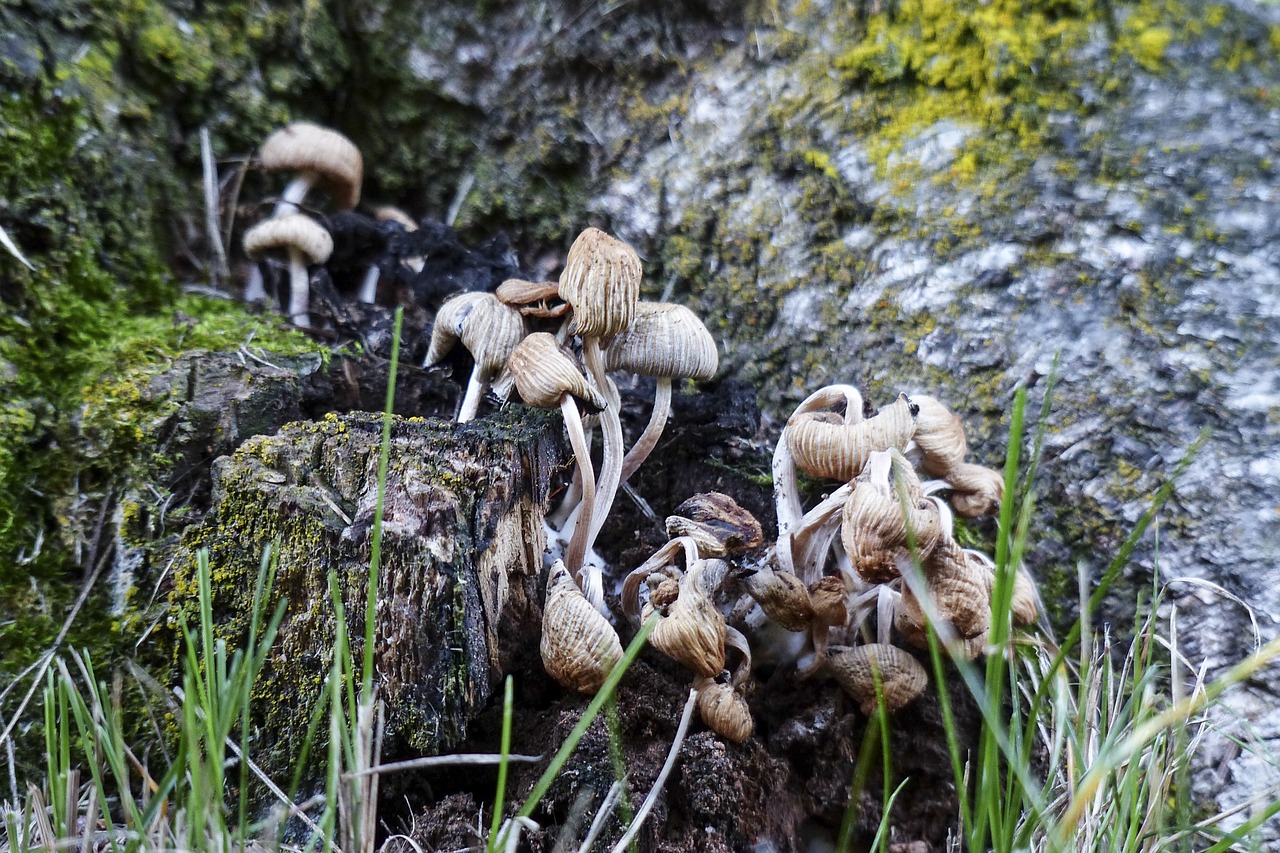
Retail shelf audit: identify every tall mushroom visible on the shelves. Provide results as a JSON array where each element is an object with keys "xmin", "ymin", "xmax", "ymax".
[
  {"xmin": 603, "ymin": 301, "xmax": 718, "ymax": 483},
  {"xmin": 260, "ymin": 122, "xmax": 363, "ymax": 216},
  {"xmin": 508, "ymin": 332, "xmax": 606, "ymax": 578},
  {"xmin": 242, "ymin": 213, "xmax": 333, "ymax": 328},
  {"xmin": 425, "ymin": 292, "xmax": 529, "ymax": 422},
  {"xmin": 556, "ymin": 227, "xmax": 642, "ymax": 556}
]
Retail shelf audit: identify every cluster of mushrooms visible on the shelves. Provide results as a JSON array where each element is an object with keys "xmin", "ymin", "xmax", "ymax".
[
  {"xmin": 582, "ymin": 387, "xmax": 1040, "ymax": 742},
  {"xmin": 240, "ymin": 122, "xmax": 430, "ymax": 326},
  {"xmin": 237, "ymin": 123, "xmax": 1041, "ymax": 743}
]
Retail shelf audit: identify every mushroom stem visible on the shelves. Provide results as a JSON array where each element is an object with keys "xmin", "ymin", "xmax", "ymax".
[
  {"xmin": 273, "ymin": 174, "xmax": 315, "ymax": 217},
  {"xmin": 620, "ymin": 377, "xmax": 672, "ymax": 485},
  {"xmin": 790, "ymin": 483, "xmax": 853, "ymax": 585},
  {"xmin": 457, "ymin": 366, "xmax": 493, "ymax": 423},
  {"xmin": 286, "ymin": 248, "xmax": 311, "ymax": 328},
  {"xmin": 562, "ymin": 397, "xmax": 597, "ymax": 579},
  {"xmin": 358, "ymin": 264, "xmax": 380, "ymax": 304},
  {"xmin": 244, "ymin": 264, "xmax": 267, "ymax": 302},
  {"xmin": 581, "ymin": 338, "xmax": 623, "ymax": 551}
]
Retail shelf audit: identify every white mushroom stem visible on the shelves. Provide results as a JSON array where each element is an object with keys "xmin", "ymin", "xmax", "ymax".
[
  {"xmin": 789, "ymin": 483, "xmax": 853, "ymax": 584},
  {"xmin": 358, "ymin": 264, "xmax": 380, "ymax": 304},
  {"xmin": 619, "ymin": 377, "xmax": 672, "ymax": 485},
  {"xmin": 457, "ymin": 366, "xmax": 493, "ymax": 424},
  {"xmin": 561, "ymin": 398, "xmax": 597, "ymax": 579},
  {"xmin": 876, "ymin": 585, "xmax": 895, "ymax": 646},
  {"xmin": 581, "ymin": 338, "xmax": 624, "ymax": 552},
  {"xmin": 244, "ymin": 264, "xmax": 267, "ymax": 302},
  {"xmin": 273, "ymin": 174, "xmax": 317, "ymax": 217},
  {"xmin": 621, "ymin": 536, "xmax": 698, "ymax": 626},
  {"xmin": 286, "ymin": 249, "xmax": 312, "ymax": 328}
]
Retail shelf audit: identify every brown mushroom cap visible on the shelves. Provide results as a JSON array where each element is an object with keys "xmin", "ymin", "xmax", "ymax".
[
  {"xmin": 840, "ymin": 451, "xmax": 944, "ymax": 584},
  {"xmin": 898, "ymin": 537, "xmax": 992, "ymax": 641},
  {"xmin": 650, "ymin": 560, "xmax": 727, "ymax": 678},
  {"xmin": 508, "ymin": 332, "xmax": 605, "ymax": 412},
  {"xmin": 558, "ymin": 227, "xmax": 642, "ymax": 338},
  {"xmin": 603, "ymin": 302, "xmax": 718, "ymax": 380},
  {"xmin": 496, "ymin": 278, "xmax": 569, "ymax": 319},
  {"xmin": 260, "ymin": 122, "xmax": 363, "ymax": 209},
  {"xmin": 948, "ymin": 463, "xmax": 1005, "ymax": 517},
  {"xmin": 696, "ymin": 678, "xmax": 753, "ymax": 742},
  {"xmin": 910, "ymin": 395, "xmax": 969, "ymax": 475},
  {"xmin": 740, "ymin": 567, "xmax": 814, "ymax": 632},
  {"xmin": 374, "ymin": 206, "xmax": 417, "ymax": 231},
  {"xmin": 808, "ymin": 576, "xmax": 848, "ymax": 628},
  {"xmin": 827, "ymin": 644, "xmax": 928, "ymax": 715},
  {"xmin": 243, "ymin": 213, "xmax": 333, "ymax": 265},
  {"xmin": 787, "ymin": 394, "xmax": 918, "ymax": 483},
  {"xmin": 664, "ymin": 492, "xmax": 763, "ymax": 558},
  {"xmin": 540, "ymin": 561, "xmax": 623, "ymax": 694}
]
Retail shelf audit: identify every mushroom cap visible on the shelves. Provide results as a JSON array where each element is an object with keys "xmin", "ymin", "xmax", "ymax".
[
  {"xmin": 603, "ymin": 302, "xmax": 718, "ymax": 380},
  {"xmin": 508, "ymin": 332, "xmax": 605, "ymax": 412},
  {"xmin": 650, "ymin": 560, "xmax": 727, "ymax": 678},
  {"xmin": 948, "ymin": 462, "xmax": 1005, "ymax": 517},
  {"xmin": 910, "ymin": 395, "xmax": 969, "ymax": 475},
  {"xmin": 243, "ymin": 213, "xmax": 333, "ymax": 265},
  {"xmin": 827, "ymin": 644, "xmax": 928, "ymax": 715},
  {"xmin": 664, "ymin": 492, "xmax": 763, "ymax": 558},
  {"xmin": 540, "ymin": 561, "xmax": 623, "ymax": 694},
  {"xmin": 786, "ymin": 394, "xmax": 918, "ymax": 483},
  {"xmin": 496, "ymin": 278, "xmax": 569, "ymax": 319},
  {"xmin": 808, "ymin": 576, "xmax": 848, "ymax": 627},
  {"xmin": 739, "ymin": 567, "xmax": 813, "ymax": 633},
  {"xmin": 260, "ymin": 122, "xmax": 363, "ymax": 209},
  {"xmin": 696, "ymin": 678, "xmax": 753, "ymax": 742},
  {"xmin": 374, "ymin": 206, "xmax": 417, "ymax": 231},
  {"xmin": 840, "ymin": 451, "xmax": 944, "ymax": 584},
  {"xmin": 426, "ymin": 292, "xmax": 528, "ymax": 372},
  {"xmin": 558, "ymin": 227, "xmax": 642, "ymax": 338},
  {"xmin": 899, "ymin": 537, "xmax": 991, "ymax": 640}
]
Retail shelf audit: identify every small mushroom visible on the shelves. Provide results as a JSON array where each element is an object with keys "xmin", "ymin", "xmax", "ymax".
[
  {"xmin": 649, "ymin": 559, "xmax": 728, "ymax": 678},
  {"xmin": 664, "ymin": 492, "xmax": 764, "ymax": 559},
  {"xmin": 603, "ymin": 301, "xmax": 718, "ymax": 482},
  {"xmin": 827, "ymin": 644, "xmax": 928, "ymax": 716},
  {"xmin": 909, "ymin": 395, "xmax": 1004, "ymax": 517},
  {"xmin": 509, "ymin": 333, "xmax": 606, "ymax": 577},
  {"xmin": 540, "ymin": 560, "xmax": 623, "ymax": 694},
  {"xmin": 425, "ymin": 292, "xmax": 529, "ymax": 422},
  {"xmin": 694, "ymin": 676, "xmax": 753, "ymax": 743},
  {"xmin": 242, "ymin": 213, "xmax": 333, "ymax": 328},
  {"xmin": 496, "ymin": 278, "xmax": 570, "ymax": 319},
  {"xmin": 735, "ymin": 565, "xmax": 814, "ymax": 633},
  {"xmin": 840, "ymin": 450, "xmax": 944, "ymax": 584},
  {"xmin": 260, "ymin": 122, "xmax": 363, "ymax": 215},
  {"xmin": 898, "ymin": 537, "xmax": 992, "ymax": 642}
]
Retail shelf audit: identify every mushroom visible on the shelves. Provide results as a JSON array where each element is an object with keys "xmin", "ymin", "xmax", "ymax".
[
  {"xmin": 735, "ymin": 565, "xmax": 814, "ymax": 633},
  {"xmin": 840, "ymin": 450, "xmax": 945, "ymax": 584},
  {"xmin": 648, "ymin": 558, "xmax": 728, "ymax": 678},
  {"xmin": 786, "ymin": 393, "xmax": 918, "ymax": 485},
  {"xmin": 496, "ymin": 278, "xmax": 570, "ymax": 319},
  {"xmin": 556, "ymin": 227, "xmax": 643, "ymax": 557},
  {"xmin": 425, "ymin": 292, "xmax": 529, "ymax": 422},
  {"xmin": 540, "ymin": 560, "xmax": 623, "ymax": 694},
  {"xmin": 242, "ymin": 213, "xmax": 333, "ymax": 328},
  {"xmin": 693, "ymin": 627, "xmax": 754, "ymax": 742},
  {"xmin": 260, "ymin": 122, "xmax": 363, "ymax": 216},
  {"xmin": 508, "ymin": 332, "xmax": 606, "ymax": 578},
  {"xmin": 664, "ymin": 491, "xmax": 764, "ymax": 559},
  {"xmin": 897, "ymin": 536, "xmax": 992, "ymax": 643},
  {"xmin": 602, "ymin": 301, "xmax": 718, "ymax": 483},
  {"xmin": 909, "ymin": 395, "xmax": 1004, "ymax": 517},
  {"xmin": 826, "ymin": 644, "xmax": 928, "ymax": 716}
]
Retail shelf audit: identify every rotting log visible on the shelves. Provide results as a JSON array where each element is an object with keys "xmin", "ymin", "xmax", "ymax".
[{"xmin": 168, "ymin": 407, "xmax": 562, "ymax": 777}]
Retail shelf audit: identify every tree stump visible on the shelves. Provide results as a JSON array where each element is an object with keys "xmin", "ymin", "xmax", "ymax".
[{"xmin": 168, "ymin": 408, "xmax": 562, "ymax": 777}]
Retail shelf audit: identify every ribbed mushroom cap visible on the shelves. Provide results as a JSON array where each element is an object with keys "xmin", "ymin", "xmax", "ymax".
[
  {"xmin": 910, "ymin": 395, "xmax": 969, "ymax": 476},
  {"xmin": 787, "ymin": 394, "xmax": 918, "ymax": 482},
  {"xmin": 695, "ymin": 678, "xmax": 753, "ymax": 743},
  {"xmin": 603, "ymin": 302, "xmax": 718, "ymax": 379},
  {"xmin": 508, "ymin": 332, "xmax": 605, "ymax": 412},
  {"xmin": 827, "ymin": 644, "xmax": 928, "ymax": 715},
  {"xmin": 374, "ymin": 206, "xmax": 417, "ymax": 231},
  {"xmin": 496, "ymin": 278, "xmax": 569, "ymax": 319},
  {"xmin": 540, "ymin": 561, "xmax": 623, "ymax": 694},
  {"xmin": 559, "ymin": 227, "xmax": 642, "ymax": 338},
  {"xmin": 739, "ymin": 567, "xmax": 813, "ymax": 632},
  {"xmin": 972, "ymin": 557, "xmax": 1040, "ymax": 627},
  {"xmin": 243, "ymin": 213, "xmax": 334, "ymax": 265},
  {"xmin": 260, "ymin": 122, "xmax": 363, "ymax": 209},
  {"xmin": 808, "ymin": 576, "xmax": 848, "ymax": 627},
  {"xmin": 650, "ymin": 560, "xmax": 727, "ymax": 677},
  {"xmin": 840, "ymin": 451, "xmax": 944, "ymax": 584},
  {"xmin": 664, "ymin": 492, "xmax": 763, "ymax": 558},
  {"xmin": 948, "ymin": 463, "xmax": 1005, "ymax": 517},
  {"xmin": 425, "ymin": 292, "xmax": 528, "ymax": 372},
  {"xmin": 898, "ymin": 537, "xmax": 991, "ymax": 640}
]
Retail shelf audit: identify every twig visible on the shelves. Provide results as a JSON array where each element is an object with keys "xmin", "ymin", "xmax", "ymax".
[
  {"xmin": 0, "ymin": 223, "xmax": 36, "ymax": 270},
  {"xmin": 610, "ymin": 688, "xmax": 697, "ymax": 852},
  {"xmin": 201, "ymin": 127, "xmax": 230, "ymax": 287},
  {"xmin": 445, "ymin": 173, "xmax": 475, "ymax": 227},
  {"xmin": 576, "ymin": 779, "xmax": 625, "ymax": 853},
  {"xmin": 343, "ymin": 752, "xmax": 543, "ymax": 779}
]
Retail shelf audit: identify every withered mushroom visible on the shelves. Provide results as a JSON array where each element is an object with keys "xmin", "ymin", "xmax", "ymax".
[
  {"xmin": 260, "ymin": 122, "xmax": 363, "ymax": 215},
  {"xmin": 827, "ymin": 644, "xmax": 928, "ymax": 716},
  {"xmin": 497, "ymin": 278, "xmax": 570, "ymax": 319},
  {"xmin": 540, "ymin": 560, "xmax": 623, "ymax": 694},
  {"xmin": 649, "ymin": 558, "xmax": 728, "ymax": 678},
  {"xmin": 909, "ymin": 395, "xmax": 1004, "ymax": 517},
  {"xmin": 425, "ymin": 292, "xmax": 529, "ymax": 422},
  {"xmin": 840, "ymin": 449, "xmax": 944, "ymax": 584},
  {"xmin": 242, "ymin": 213, "xmax": 333, "ymax": 328},
  {"xmin": 787, "ymin": 393, "xmax": 918, "ymax": 485}
]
